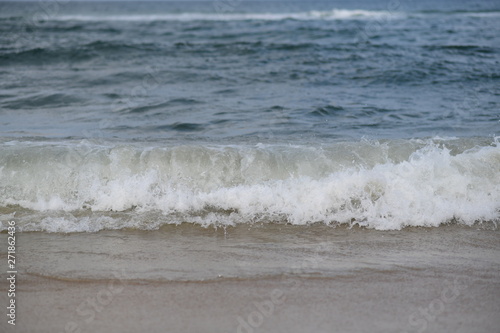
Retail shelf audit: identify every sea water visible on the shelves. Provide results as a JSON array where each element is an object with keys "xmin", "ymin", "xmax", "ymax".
[{"xmin": 1, "ymin": 1, "xmax": 498, "ymax": 234}]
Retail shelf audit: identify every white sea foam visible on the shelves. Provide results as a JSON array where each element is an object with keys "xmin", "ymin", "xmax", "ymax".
[
  {"xmin": 49, "ymin": 10, "xmax": 500, "ymax": 22},
  {"xmin": 0, "ymin": 138, "xmax": 499, "ymax": 232},
  {"xmin": 52, "ymin": 9, "xmax": 403, "ymax": 22}
]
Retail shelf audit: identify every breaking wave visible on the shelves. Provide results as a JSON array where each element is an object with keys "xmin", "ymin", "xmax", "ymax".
[{"xmin": 1, "ymin": 137, "xmax": 499, "ymax": 232}]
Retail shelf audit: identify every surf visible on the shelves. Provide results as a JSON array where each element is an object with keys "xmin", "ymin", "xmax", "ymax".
[{"xmin": 1, "ymin": 137, "xmax": 498, "ymax": 232}]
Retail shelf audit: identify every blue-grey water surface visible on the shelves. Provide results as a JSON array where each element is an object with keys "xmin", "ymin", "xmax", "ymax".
[{"xmin": 0, "ymin": 1, "xmax": 499, "ymax": 231}]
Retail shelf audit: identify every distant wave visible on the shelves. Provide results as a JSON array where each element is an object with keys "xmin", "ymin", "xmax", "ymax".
[
  {"xmin": 1, "ymin": 137, "xmax": 498, "ymax": 232},
  {"xmin": 31, "ymin": 9, "xmax": 500, "ymax": 22},
  {"xmin": 1, "ymin": 8, "xmax": 499, "ymax": 24},
  {"xmin": 49, "ymin": 9, "xmax": 404, "ymax": 22}
]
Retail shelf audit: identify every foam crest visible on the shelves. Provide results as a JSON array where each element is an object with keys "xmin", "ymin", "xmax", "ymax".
[
  {"xmin": 53, "ymin": 9, "xmax": 402, "ymax": 22},
  {"xmin": 0, "ymin": 138, "xmax": 499, "ymax": 231}
]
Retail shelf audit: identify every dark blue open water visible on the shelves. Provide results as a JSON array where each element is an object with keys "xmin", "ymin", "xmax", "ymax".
[{"xmin": 0, "ymin": 1, "xmax": 499, "ymax": 231}]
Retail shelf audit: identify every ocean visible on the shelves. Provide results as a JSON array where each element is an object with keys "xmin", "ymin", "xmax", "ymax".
[{"xmin": 0, "ymin": 1, "xmax": 499, "ymax": 332}]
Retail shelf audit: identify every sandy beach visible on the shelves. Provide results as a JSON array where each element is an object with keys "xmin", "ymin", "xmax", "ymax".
[{"xmin": 1, "ymin": 224, "xmax": 499, "ymax": 333}]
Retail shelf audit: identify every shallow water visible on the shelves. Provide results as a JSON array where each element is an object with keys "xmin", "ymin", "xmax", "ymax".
[{"xmin": 16, "ymin": 223, "xmax": 500, "ymax": 281}]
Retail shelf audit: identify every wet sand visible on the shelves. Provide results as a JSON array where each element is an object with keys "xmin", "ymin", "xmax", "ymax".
[{"xmin": 1, "ymin": 224, "xmax": 499, "ymax": 333}]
